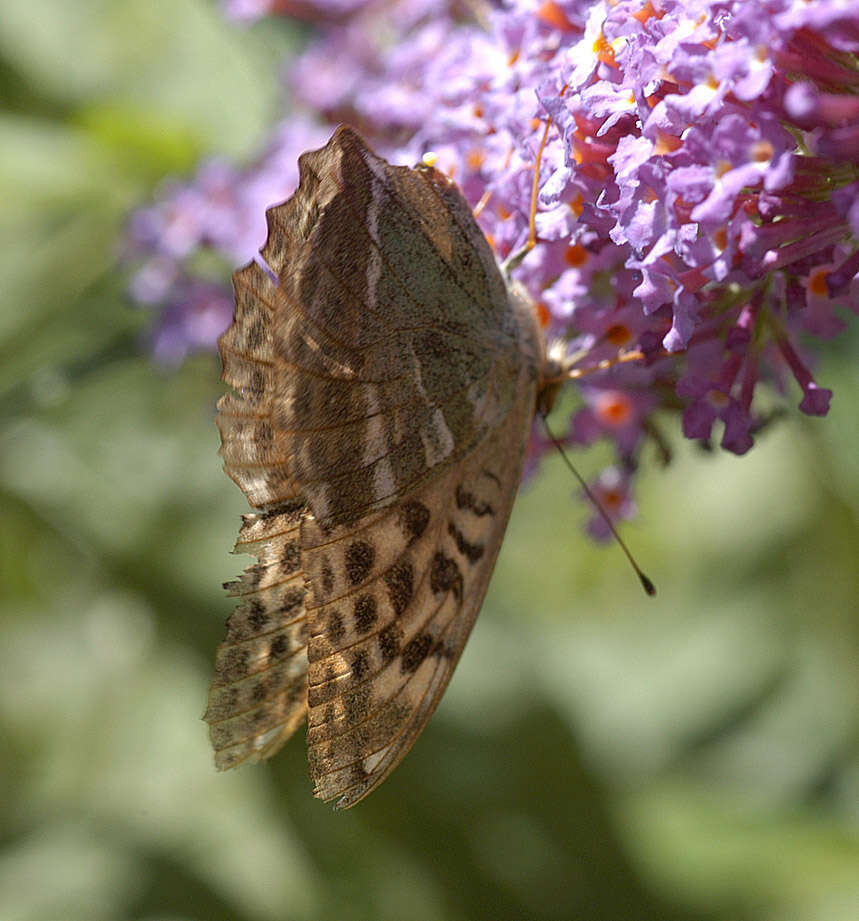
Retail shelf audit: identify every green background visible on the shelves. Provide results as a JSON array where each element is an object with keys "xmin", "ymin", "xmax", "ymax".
[{"xmin": 2, "ymin": 2, "xmax": 858, "ymax": 919}]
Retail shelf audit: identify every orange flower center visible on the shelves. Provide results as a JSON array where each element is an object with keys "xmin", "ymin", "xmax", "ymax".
[{"xmin": 595, "ymin": 390, "xmax": 634, "ymax": 427}]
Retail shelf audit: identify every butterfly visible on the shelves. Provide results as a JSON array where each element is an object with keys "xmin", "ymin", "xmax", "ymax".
[{"xmin": 205, "ymin": 125, "xmax": 556, "ymax": 808}]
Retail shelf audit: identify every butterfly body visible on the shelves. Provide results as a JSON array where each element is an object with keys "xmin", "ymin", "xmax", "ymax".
[{"xmin": 206, "ymin": 126, "xmax": 545, "ymax": 806}]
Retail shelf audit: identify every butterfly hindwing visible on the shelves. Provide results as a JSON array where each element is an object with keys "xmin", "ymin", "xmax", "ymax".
[{"xmin": 300, "ymin": 368, "xmax": 537, "ymax": 806}]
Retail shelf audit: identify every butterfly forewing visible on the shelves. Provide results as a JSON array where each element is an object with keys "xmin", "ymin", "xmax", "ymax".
[
  {"xmin": 265, "ymin": 127, "xmax": 527, "ymax": 527},
  {"xmin": 207, "ymin": 125, "xmax": 544, "ymax": 805}
]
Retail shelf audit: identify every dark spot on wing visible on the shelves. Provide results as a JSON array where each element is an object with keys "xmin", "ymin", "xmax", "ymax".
[
  {"xmin": 430, "ymin": 551, "xmax": 463, "ymax": 602},
  {"xmin": 270, "ymin": 635, "xmax": 289, "ymax": 658},
  {"xmin": 321, "ymin": 560, "xmax": 335, "ymax": 596},
  {"xmin": 327, "ymin": 610, "xmax": 345, "ymax": 644},
  {"xmin": 447, "ymin": 522, "xmax": 485, "ymax": 564},
  {"xmin": 401, "ymin": 633, "xmax": 433, "ymax": 674},
  {"xmin": 246, "ymin": 600, "xmax": 268, "ymax": 631},
  {"xmin": 351, "ymin": 649, "xmax": 370, "ymax": 681},
  {"xmin": 378, "ymin": 624, "xmax": 402, "ymax": 663},
  {"xmin": 455, "ymin": 484, "xmax": 494, "ymax": 517},
  {"xmin": 383, "ymin": 560, "xmax": 414, "ymax": 615},
  {"xmin": 281, "ymin": 587, "xmax": 304, "ymax": 615},
  {"xmin": 353, "ymin": 594, "xmax": 378, "ymax": 633},
  {"xmin": 345, "ymin": 540, "xmax": 375, "ymax": 586},
  {"xmin": 399, "ymin": 501, "xmax": 430, "ymax": 542},
  {"xmin": 281, "ymin": 540, "xmax": 301, "ymax": 574}
]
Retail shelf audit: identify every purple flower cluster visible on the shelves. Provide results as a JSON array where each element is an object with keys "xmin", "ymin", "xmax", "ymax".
[
  {"xmin": 127, "ymin": 0, "xmax": 859, "ymax": 536},
  {"xmin": 125, "ymin": 116, "xmax": 332, "ymax": 362}
]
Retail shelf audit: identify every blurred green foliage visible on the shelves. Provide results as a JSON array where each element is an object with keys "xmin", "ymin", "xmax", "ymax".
[{"xmin": 2, "ymin": 2, "xmax": 858, "ymax": 920}]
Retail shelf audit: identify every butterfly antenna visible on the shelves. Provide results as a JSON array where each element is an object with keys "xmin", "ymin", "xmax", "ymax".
[{"xmin": 540, "ymin": 413, "xmax": 656, "ymax": 596}]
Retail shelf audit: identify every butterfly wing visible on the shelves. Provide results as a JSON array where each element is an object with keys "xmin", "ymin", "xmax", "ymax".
[
  {"xmin": 302, "ymin": 368, "xmax": 537, "ymax": 806},
  {"xmin": 204, "ymin": 500, "xmax": 310, "ymax": 769},
  {"xmin": 208, "ymin": 126, "xmax": 543, "ymax": 804}
]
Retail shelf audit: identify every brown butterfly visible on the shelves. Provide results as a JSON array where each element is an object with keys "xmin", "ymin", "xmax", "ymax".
[{"xmin": 205, "ymin": 125, "xmax": 554, "ymax": 807}]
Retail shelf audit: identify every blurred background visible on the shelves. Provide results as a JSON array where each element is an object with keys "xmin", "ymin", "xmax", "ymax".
[{"xmin": 2, "ymin": 2, "xmax": 859, "ymax": 920}]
